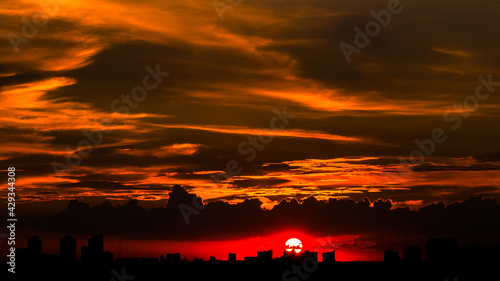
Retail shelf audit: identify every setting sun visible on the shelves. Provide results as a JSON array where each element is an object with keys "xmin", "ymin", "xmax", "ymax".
[{"xmin": 285, "ymin": 238, "xmax": 303, "ymax": 254}]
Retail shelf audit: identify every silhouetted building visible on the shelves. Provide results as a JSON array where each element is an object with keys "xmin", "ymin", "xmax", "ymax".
[
  {"xmin": 244, "ymin": 256, "xmax": 258, "ymax": 263},
  {"xmin": 228, "ymin": 253, "xmax": 236, "ymax": 262},
  {"xmin": 103, "ymin": 251, "xmax": 113, "ymax": 264},
  {"xmin": 166, "ymin": 253, "xmax": 173, "ymax": 263},
  {"xmin": 323, "ymin": 251, "xmax": 336, "ymax": 263},
  {"xmin": 173, "ymin": 253, "xmax": 181, "ymax": 263},
  {"xmin": 426, "ymin": 238, "xmax": 459, "ymax": 264},
  {"xmin": 282, "ymin": 249, "xmax": 300, "ymax": 258},
  {"xmin": 117, "ymin": 257, "xmax": 129, "ymax": 264},
  {"xmin": 60, "ymin": 235, "xmax": 76, "ymax": 263},
  {"xmin": 257, "ymin": 250, "xmax": 273, "ymax": 262},
  {"xmin": 403, "ymin": 246, "xmax": 422, "ymax": 265},
  {"xmin": 282, "ymin": 250, "xmax": 299, "ymax": 263},
  {"xmin": 384, "ymin": 249, "xmax": 402, "ymax": 264},
  {"xmin": 28, "ymin": 236, "xmax": 42, "ymax": 257},
  {"xmin": 88, "ymin": 234, "xmax": 103, "ymax": 255},
  {"xmin": 140, "ymin": 257, "xmax": 159, "ymax": 264},
  {"xmin": 302, "ymin": 250, "xmax": 318, "ymax": 260},
  {"xmin": 81, "ymin": 246, "xmax": 87, "ymax": 261},
  {"xmin": 81, "ymin": 234, "xmax": 112, "ymax": 265}
]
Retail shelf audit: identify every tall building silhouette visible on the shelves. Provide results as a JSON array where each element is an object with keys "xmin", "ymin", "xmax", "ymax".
[
  {"xmin": 60, "ymin": 235, "xmax": 77, "ymax": 263},
  {"xmin": 228, "ymin": 253, "xmax": 236, "ymax": 262}
]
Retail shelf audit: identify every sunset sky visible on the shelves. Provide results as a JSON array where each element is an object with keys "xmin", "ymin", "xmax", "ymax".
[{"xmin": 1, "ymin": 0, "xmax": 500, "ymax": 260}]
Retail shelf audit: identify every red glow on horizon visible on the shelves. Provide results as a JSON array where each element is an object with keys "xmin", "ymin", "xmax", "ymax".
[
  {"xmin": 285, "ymin": 238, "xmax": 303, "ymax": 253},
  {"xmin": 12, "ymin": 230, "xmax": 384, "ymax": 262}
]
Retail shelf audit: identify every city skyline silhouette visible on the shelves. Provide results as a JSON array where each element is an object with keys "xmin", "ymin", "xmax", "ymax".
[{"xmin": 3, "ymin": 233, "xmax": 499, "ymax": 281}]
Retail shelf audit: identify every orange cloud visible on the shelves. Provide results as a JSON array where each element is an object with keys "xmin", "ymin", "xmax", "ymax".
[
  {"xmin": 156, "ymin": 124, "xmax": 365, "ymax": 142},
  {"xmin": 0, "ymin": 77, "xmax": 165, "ymax": 133},
  {"xmin": 118, "ymin": 143, "xmax": 204, "ymax": 157}
]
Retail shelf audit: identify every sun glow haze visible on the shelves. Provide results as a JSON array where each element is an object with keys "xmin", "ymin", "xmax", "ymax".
[{"xmin": 285, "ymin": 238, "xmax": 303, "ymax": 254}]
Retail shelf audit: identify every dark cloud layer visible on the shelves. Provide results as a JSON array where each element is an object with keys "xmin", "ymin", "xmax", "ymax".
[{"xmin": 16, "ymin": 186, "xmax": 500, "ymax": 249}]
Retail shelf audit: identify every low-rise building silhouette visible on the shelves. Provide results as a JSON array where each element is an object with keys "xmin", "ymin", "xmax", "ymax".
[
  {"xmin": 173, "ymin": 253, "xmax": 181, "ymax": 263},
  {"xmin": 60, "ymin": 235, "xmax": 77, "ymax": 263},
  {"xmin": 81, "ymin": 234, "xmax": 112, "ymax": 265},
  {"xmin": 384, "ymin": 249, "xmax": 402, "ymax": 264},
  {"xmin": 323, "ymin": 251, "xmax": 336, "ymax": 263},
  {"xmin": 28, "ymin": 236, "xmax": 42, "ymax": 257},
  {"xmin": 302, "ymin": 250, "xmax": 318, "ymax": 260},
  {"xmin": 257, "ymin": 250, "xmax": 273, "ymax": 262}
]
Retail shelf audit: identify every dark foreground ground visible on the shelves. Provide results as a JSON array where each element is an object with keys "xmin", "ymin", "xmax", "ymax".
[{"xmin": 2, "ymin": 257, "xmax": 498, "ymax": 281}]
